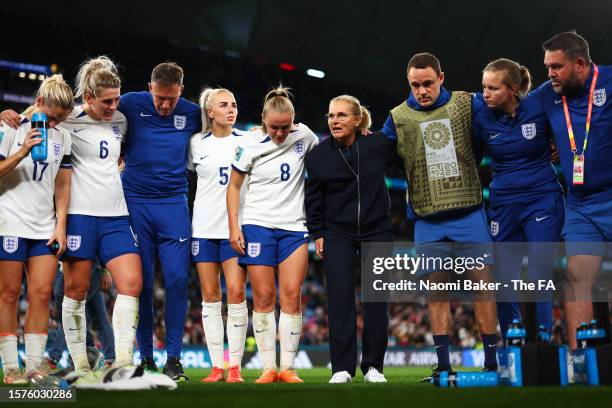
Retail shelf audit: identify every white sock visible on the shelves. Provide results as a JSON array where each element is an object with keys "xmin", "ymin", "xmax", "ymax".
[
  {"xmin": 113, "ymin": 294, "xmax": 139, "ymax": 366},
  {"xmin": 25, "ymin": 333, "xmax": 48, "ymax": 374},
  {"xmin": 279, "ymin": 311, "xmax": 302, "ymax": 371},
  {"xmin": 0, "ymin": 334, "xmax": 19, "ymax": 374},
  {"xmin": 62, "ymin": 296, "xmax": 89, "ymax": 372},
  {"xmin": 226, "ymin": 301, "xmax": 248, "ymax": 367},
  {"xmin": 202, "ymin": 301, "xmax": 224, "ymax": 369},
  {"xmin": 252, "ymin": 311, "xmax": 276, "ymax": 370}
]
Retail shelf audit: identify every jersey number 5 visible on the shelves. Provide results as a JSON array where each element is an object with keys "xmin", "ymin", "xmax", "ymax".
[{"xmin": 219, "ymin": 166, "xmax": 229, "ymax": 185}]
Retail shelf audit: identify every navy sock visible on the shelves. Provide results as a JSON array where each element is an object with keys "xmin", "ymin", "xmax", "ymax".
[
  {"xmin": 433, "ymin": 335, "xmax": 451, "ymax": 370},
  {"xmin": 482, "ymin": 333, "xmax": 498, "ymax": 368}
]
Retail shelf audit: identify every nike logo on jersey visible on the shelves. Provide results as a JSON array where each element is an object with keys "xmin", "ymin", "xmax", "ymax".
[
  {"xmin": 140, "ymin": 112, "xmax": 152, "ymax": 117},
  {"xmin": 200, "ymin": 155, "xmax": 210, "ymax": 160},
  {"xmin": 487, "ymin": 344, "xmax": 496, "ymax": 348},
  {"xmin": 290, "ymin": 331, "xmax": 300, "ymax": 336},
  {"xmin": 535, "ymin": 216, "xmax": 549, "ymax": 222},
  {"xmin": 233, "ymin": 323, "xmax": 247, "ymax": 328},
  {"xmin": 483, "ymin": 253, "xmax": 492, "ymax": 258},
  {"xmin": 554, "ymin": 100, "xmax": 562, "ymax": 104},
  {"xmin": 73, "ymin": 128, "xmax": 86, "ymax": 133},
  {"xmin": 179, "ymin": 237, "xmax": 189, "ymax": 242},
  {"xmin": 255, "ymin": 329, "xmax": 269, "ymax": 333},
  {"xmin": 489, "ymin": 133, "xmax": 501, "ymax": 140},
  {"xmin": 202, "ymin": 315, "xmax": 209, "ymax": 318},
  {"xmin": 17, "ymin": 141, "xmax": 23, "ymax": 146}
]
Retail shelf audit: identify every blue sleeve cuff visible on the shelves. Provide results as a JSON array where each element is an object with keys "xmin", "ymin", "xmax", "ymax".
[
  {"xmin": 231, "ymin": 164, "xmax": 247, "ymax": 174},
  {"xmin": 381, "ymin": 115, "xmax": 397, "ymax": 141}
]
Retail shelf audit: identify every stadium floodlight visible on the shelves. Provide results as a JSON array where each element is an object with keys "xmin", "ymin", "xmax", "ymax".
[
  {"xmin": 28, "ymin": 73, "xmax": 37, "ymax": 80},
  {"xmin": 38, "ymin": 74, "xmax": 45, "ymax": 81},
  {"xmin": 306, "ymin": 69, "xmax": 325, "ymax": 79},
  {"xmin": 18, "ymin": 72, "xmax": 26, "ymax": 78}
]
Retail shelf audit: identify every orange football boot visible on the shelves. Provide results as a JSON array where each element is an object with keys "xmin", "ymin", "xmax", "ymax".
[
  {"xmin": 278, "ymin": 369, "xmax": 304, "ymax": 383},
  {"xmin": 255, "ymin": 369, "xmax": 278, "ymax": 384},
  {"xmin": 226, "ymin": 365, "xmax": 244, "ymax": 383},
  {"xmin": 201, "ymin": 366, "xmax": 225, "ymax": 383}
]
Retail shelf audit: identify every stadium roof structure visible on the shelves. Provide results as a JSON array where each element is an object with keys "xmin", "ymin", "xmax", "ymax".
[{"xmin": 4, "ymin": 0, "xmax": 612, "ymax": 97}]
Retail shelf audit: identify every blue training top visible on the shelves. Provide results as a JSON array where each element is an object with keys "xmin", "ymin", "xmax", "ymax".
[
  {"xmin": 119, "ymin": 91, "xmax": 201, "ymax": 203},
  {"xmin": 472, "ymin": 92, "xmax": 561, "ymax": 206},
  {"xmin": 532, "ymin": 65, "xmax": 612, "ymax": 205}
]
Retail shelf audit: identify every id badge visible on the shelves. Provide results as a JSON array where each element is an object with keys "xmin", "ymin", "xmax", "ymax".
[{"xmin": 573, "ymin": 154, "xmax": 585, "ymax": 185}]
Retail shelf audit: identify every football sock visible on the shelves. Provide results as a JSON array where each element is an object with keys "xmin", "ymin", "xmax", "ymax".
[
  {"xmin": 113, "ymin": 294, "xmax": 139, "ymax": 366},
  {"xmin": 0, "ymin": 334, "xmax": 19, "ymax": 373},
  {"xmin": 279, "ymin": 311, "xmax": 302, "ymax": 371},
  {"xmin": 227, "ymin": 301, "xmax": 248, "ymax": 367},
  {"xmin": 433, "ymin": 334, "xmax": 451, "ymax": 371},
  {"xmin": 24, "ymin": 333, "xmax": 47, "ymax": 373},
  {"xmin": 62, "ymin": 296, "xmax": 90, "ymax": 372},
  {"xmin": 202, "ymin": 301, "xmax": 224, "ymax": 368},
  {"xmin": 253, "ymin": 311, "xmax": 277, "ymax": 370}
]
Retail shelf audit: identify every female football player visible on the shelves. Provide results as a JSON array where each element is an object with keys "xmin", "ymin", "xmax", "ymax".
[
  {"xmin": 0, "ymin": 75, "xmax": 73, "ymax": 383},
  {"xmin": 190, "ymin": 87, "xmax": 247, "ymax": 383},
  {"xmin": 61, "ymin": 56, "xmax": 142, "ymax": 373},
  {"xmin": 227, "ymin": 86, "xmax": 318, "ymax": 383}
]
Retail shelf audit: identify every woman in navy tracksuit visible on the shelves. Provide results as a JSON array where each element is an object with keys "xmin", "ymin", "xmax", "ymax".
[
  {"xmin": 305, "ymin": 95, "xmax": 395, "ymax": 383},
  {"xmin": 473, "ymin": 58, "xmax": 563, "ymax": 341}
]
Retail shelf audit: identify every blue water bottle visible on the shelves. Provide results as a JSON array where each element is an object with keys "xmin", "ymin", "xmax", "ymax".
[
  {"xmin": 506, "ymin": 319, "xmax": 526, "ymax": 347},
  {"xmin": 30, "ymin": 112, "xmax": 48, "ymax": 161},
  {"xmin": 435, "ymin": 371, "xmax": 499, "ymax": 387}
]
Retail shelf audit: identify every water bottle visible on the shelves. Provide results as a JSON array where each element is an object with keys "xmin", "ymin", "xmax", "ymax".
[
  {"xmin": 506, "ymin": 319, "xmax": 526, "ymax": 347},
  {"xmin": 576, "ymin": 321, "xmax": 589, "ymax": 349},
  {"xmin": 537, "ymin": 324, "xmax": 551, "ymax": 344},
  {"xmin": 434, "ymin": 371, "xmax": 499, "ymax": 387},
  {"xmin": 587, "ymin": 319, "xmax": 606, "ymax": 348},
  {"xmin": 30, "ymin": 112, "xmax": 48, "ymax": 161}
]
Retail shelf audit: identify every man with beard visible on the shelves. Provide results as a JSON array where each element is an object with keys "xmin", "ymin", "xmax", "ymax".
[{"xmin": 534, "ymin": 31, "xmax": 612, "ymax": 350}]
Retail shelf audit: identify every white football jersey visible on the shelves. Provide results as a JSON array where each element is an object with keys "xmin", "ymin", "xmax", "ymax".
[
  {"xmin": 62, "ymin": 106, "xmax": 128, "ymax": 216},
  {"xmin": 189, "ymin": 129, "xmax": 247, "ymax": 239},
  {"xmin": 0, "ymin": 117, "xmax": 72, "ymax": 239},
  {"xmin": 232, "ymin": 123, "xmax": 318, "ymax": 231}
]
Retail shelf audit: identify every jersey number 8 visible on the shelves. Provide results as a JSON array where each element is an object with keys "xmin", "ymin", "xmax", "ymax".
[{"xmin": 280, "ymin": 163, "xmax": 291, "ymax": 181}]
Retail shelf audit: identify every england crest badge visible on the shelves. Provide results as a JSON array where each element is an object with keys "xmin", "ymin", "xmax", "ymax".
[
  {"xmin": 174, "ymin": 115, "xmax": 186, "ymax": 130},
  {"xmin": 111, "ymin": 123, "xmax": 122, "ymax": 136},
  {"xmin": 593, "ymin": 88, "xmax": 606, "ymax": 107},
  {"xmin": 248, "ymin": 242, "xmax": 261, "ymax": 258},
  {"xmin": 521, "ymin": 123, "xmax": 537, "ymax": 140},
  {"xmin": 294, "ymin": 140, "xmax": 305, "ymax": 157},
  {"xmin": 67, "ymin": 235, "xmax": 81, "ymax": 251},
  {"xmin": 490, "ymin": 221, "xmax": 499, "ymax": 237},
  {"xmin": 191, "ymin": 241, "xmax": 200, "ymax": 256},
  {"xmin": 3, "ymin": 236, "xmax": 18, "ymax": 254}
]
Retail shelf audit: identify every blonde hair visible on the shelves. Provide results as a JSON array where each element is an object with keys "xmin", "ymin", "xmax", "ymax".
[
  {"xmin": 75, "ymin": 56, "xmax": 121, "ymax": 100},
  {"xmin": 23, "ymin": 74, "xmax": 74, "ymax": 116},
  {"xmin": 330, "ymin": 95, "xmax": 372, "ymax": 131},
  {"xmin": 261, "ymin": 85, "xmax": 294, "ymax": 133},
  {"xmin": 198, "ymin": 87, "xmax": 235, "ymax": 133},
  {"xmin": 483, "ymin": 58, "xmax": 532, "ymax": 97}
]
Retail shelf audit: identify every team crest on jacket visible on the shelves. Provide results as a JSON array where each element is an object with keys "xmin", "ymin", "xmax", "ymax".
[
  {"xmin": 191, "ymin": 241, "xmax": 199, "ymax": 256},
  {"xmin": 3, "ymin": 236, "xmax": 18, "ymax": 253},
  {"xmin": 294, "ymin": 140, "xmax": 305, "ymax": 157},
  {"xmin": 521, "ymin": 123, "xmax": 536, "ymax": 140},
  {"xmin": 174, "ymin": 115, "xmax": 186, "ymax": 130},
  {"xmin": 67, "ymin": 235, "xmax": 81, "ymax": 251},
  {"xmin": 593, "ymin": 88, "xmax": 606, "ymax": 107},
  {"xmin": 247, "ymin": 242, "xmax": 261, "ymax": 258},
  {"xmin": 490, "ymin": 221, "xmax": 499, "ymax": 237}
]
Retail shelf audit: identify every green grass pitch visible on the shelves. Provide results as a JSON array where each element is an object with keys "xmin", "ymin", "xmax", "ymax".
[{"xmin": 2, "ymin": 367, "xmax": 611, "ymax": 408}]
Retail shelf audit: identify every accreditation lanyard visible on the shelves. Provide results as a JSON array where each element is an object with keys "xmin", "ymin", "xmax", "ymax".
[{"xmin": 562, "ymin": 64, "xmax": 598, "ymax": 185}]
